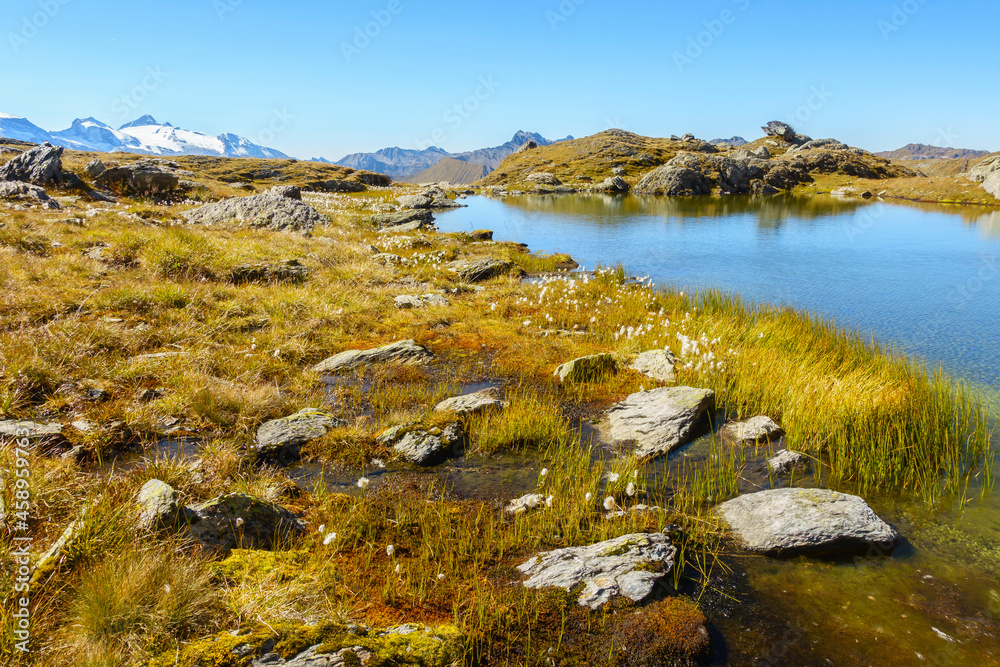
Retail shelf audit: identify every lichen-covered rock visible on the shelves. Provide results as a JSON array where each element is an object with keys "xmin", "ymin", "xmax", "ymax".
[
  {"xmin": 434, "ymin": 387, "xmax": 507, "ymax": 416},
  {"xmin": 628, "ymin": 349, "xmax": 678, "ymax": 382},
  {"xmin": 368, "ymin": 209, "xmax": 435, "ymax": 229},
  {"xmin": 136, "ymin": 479, "xmax": 180, "ymax": 531},
  {"xmin": 607, "ymin": 387, "xmax": 715, "ymax": 460},
  {"xmin": 517, "ymin": 532, "xmax": 677, "ymax": 609},
  {"xmin": 93, "ymin": 159, "xmax": 181, "ymax": 196},
  {"xmin": 184, "ymin": 186, "xmax": 329, "ymax": 232},
  {"xmin": 446, "ymin": 258, "xmax": 525, "ymax": 282},
  {"xmin": 312, "ymin": 340, "xmax": 434, "ymax": 374},
  {"xmin": 31, "ymin": 512, "xmax": 86, "ymax": 584},
  {"xmin": 187, "ymin": 493, "xmax": 305, "ymax": 553},
  {"xmin": 0, "ymin": 419, "xmax": 63, "ymax": 440},
  {"xmin": 255, "ymin": 408, "xmax": 344, "ymax": 462},
  {"xmin": 554, "ymin": 353, "xmax": 620, "ymax": 383},
  {"xmin": 717, "ymin": 488, "xmax": 900, "ymax": 557},
  {"xmin": 598, "ymin": 175, "xmax": 630, "ymax": 192},
  {"xmin": 719, "ymin": 415, "xmax": 783, "ymax": 445}
]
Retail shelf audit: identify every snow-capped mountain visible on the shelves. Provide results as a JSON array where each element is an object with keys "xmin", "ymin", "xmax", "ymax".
[{"xmin": 0, "ymin": 113, "xmax": 290, "ymax": 159}]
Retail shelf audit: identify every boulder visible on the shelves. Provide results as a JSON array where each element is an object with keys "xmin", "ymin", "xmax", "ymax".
[
  {"xmin": 94, "ymin": 159, "xmax": 180, "ymax": 196},
  {"xmin": 768, "ymin": 449, "xmax": 809, "ymax": 475},
  {"xmin": 680, "ymin": 133, "xmax": 695, "ymax": 141},
  {"xmin": 598, "ymin": 175, "xmax": 630, "ymax": 192},
  {"xmin": 633, "ymin": 153, "xmax": 767, "ymax": 196},
  {"xmin": 428, "ymin": 196, "xmax": 465, "ymax": 209},
  {"xmin": 368, "ymin": 209, "xmax": 435, "ymax": 229},
  {"xmin": 719, "ymin": 416, "xmax": 783, "ymax": 445},
  {"xmin": 967, "ymin": 154, "xmax": 1000, "ymax": 199},
  {"xmin": 717, "ymin": 488, "xmax": 900, "ymax": 557},
  {"xmin": 184, "ymin": 186, "xmax": 329, "ymax": 232},
  {"xmin": 517, "ymin": 141, "xmax": 538, "ymax": 153},
  {"xmin": 761, "ymin": 121, "xmax": 796, "ymax": 141},
  {"xmin": 396, "ymin": 194, "xmax": 432, "ymax": 209},
  {"xmin": 136, "ymin": 479, "xmax": 180, "ymax": 531},
  {"xmin": 607, "ymin": 387, "xmax": 715, "ymax": 460},
  {"xmin": 468, "ymin": 229, "xmax": 493, "ymax": 241},
  {"xmin": 0, "ymin": 142, "xmax": 81, "ymax": 187},
  {"xmin": 554, "ymin": 353, "xmax": 620, "ymax": 383},
  {"xmin": 446, "ymin": 258, "xmax": 525, "ymax": 282},
  {"xmin": 505, "ymin": 493, "xmax": 547, "ymax": 515},
  {"xmin": 187, "ymin": 493, "xmax": 305, "ymax": 553},
  {"xmin": 526, "ymin": 172, "xmax": 561, "ymax": 185},
  {"xmin": 0, "ymin": 180, "xmax": 60, "ymax": 209},
  {"xmin": 229, "ymin": 260, "xmax": 309, "ymax": 284},
  {"xmin": 255, "ymin": 408, "xmax": 344, "ymax": 462},
  {"xmin": 394, "ymin": 293, "xmax": 448, "ymax": 309},
  {"xmin": 378, "ymin": 422, "xmax": 464, "ymax": 466},
  {"xmin": 517, "ymin": 532, "xmax": 677, "ymax": 609},
  {"xmin": 734, "ymin": 145, "xmax": 771, "ymax": 160},
  {"xmin": 312, "ymin": 340, "xmax": 434, "ymax": 374},
  {"xmin": 787, "ymin": 138, "xmax": 849, "ymax": 154},
  {"xmin": 434, "ymin": 387, "xmax": 507, "ymax": 415},
  {"xmin": 628, "ymin": 350, "xmax": 678, "ymax": 382}
]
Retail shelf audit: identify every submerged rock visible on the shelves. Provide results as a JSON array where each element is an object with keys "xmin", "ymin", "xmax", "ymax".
[
  {"xmin": 517, "ymin": 532, "xmax": 677, "ymax": 609},
  {"xmin": 255, "ymin": 408, "xmax": 344, "ymax": 462},
  {"xmin": 434, "ymin": 387, "xmax": 507, "ymax": 416},
  {"xmin": 554, "ymin": 353, "xmax": 620, "ymax": 383},
  {"xmin": 607, "ymin": 387, "xmax": 715, "ymax": 460},
  {"xmin": 628, "ymin": 349, "xmax": 678, "ymax": 382},
  {"xmin": 184, "ymin": 186, "xmax": 329, "ymax": 232},
  {"xmin": 446, "ymin": 257, "xmax": 525, "ymax": 282},
  {"xmin": 720, "ymin": 415, "xmax": 783, "ymax": 445},
  {"xmin": 717, "ymin": 487, "xmax": 900, "ymax": 557},
  {"xmin": 187, "ymin": 493, "xmax": 305, "ymax": 553},
  {"xmin": 312, "ymin": 339, "xmax": 434, "ymax": 374},
  {"xmin": 768, "ymin": 449, "xmax": 809, "ymax": 475}
]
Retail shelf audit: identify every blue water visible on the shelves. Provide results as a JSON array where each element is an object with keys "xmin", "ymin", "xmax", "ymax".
[{"xmin": 435, "ymin": 194, "xmax": 1000, "ymax": 387}]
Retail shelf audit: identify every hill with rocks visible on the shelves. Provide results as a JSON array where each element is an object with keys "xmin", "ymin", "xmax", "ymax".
[
  {"xmin": 408, "ymin": 157, "xmax": 491, "ymax": 185},
  {"xmin": 875, "ymin": 143, "xmax": 990, "ymax": 161}
]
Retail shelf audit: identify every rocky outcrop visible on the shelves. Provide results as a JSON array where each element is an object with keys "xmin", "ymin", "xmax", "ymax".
[
  {"xmin": 607, "ymin": 387, "xmax": 715, "ymax": 460},
  {"xmin": 967, "ymin": 154, "xmax": 1000, "ymax": 199},
  {"xmin": 255, "ymin": 408, "xmax": 344, "ymax": 462},
  {"xmin": 376, "ymin": 422, "xmax": 465, "ymax": 466},
  {"xmin": 0, "ymin": 142, "xmax": 82, "ymax": 188},
  {"xmin": 719, "ymin": 416, "xmax": 783, "ymax": 445},
  {"xmin": 187, "ymin": 493, "xmax": 305, "ymax": 553},
  {"xmin": 312, "ymin": 340, "xmax": 434, "ymax": 374},
  {"xmin": 184, "ymin": 186, "xmax": 329, "ymax": 232},
  {"xmin": 368, "ymin": 209, "xmax": 435, "ymax": 229},
  {"xmin": 0, "ymin": 181, "xmax": 60, "ymax": 209},
  {"xmin": 633, "ymin": 153, "xmax": 769, "ymax": 196},
  {"xmin": 446, "ymin": 258, "xmax": 525, "ymax": 282},
  {"xmin": 394, "ymin": 293, "xmax": 448, "ymax": 309},
  {"xmin": 554, "ymin": 353, "xmax": 620, "ymax": 383},
  {"xmin": 787, "ymin": 138, "xmax": 850, "ymax": 154},
  {"xmin": 93, "ymin": 159, "xmax": 182, "ymax": 196},
  {"xmin": 517, "ymin": 532, "xmax": 677, "ymax": 609},
  {"xmin": 628, "ymin": 349, "xmax": 678, "ymax": 382},
  {"xmin": 598, "ymin": 175, "xmax": 630, "ymax": 192},
  {"xmin": 229, "ymin": 260, "xmax": 309, "ymax": 284},
  {"xmin": 434, "ymin": 387, "xmax": 507, "ymax": 415},
  {"xmin": 761, "ymin": 121, "xmax": 796, "ymax": 141},
  {"xmin": 717, "ymin": 488, "xmax": 900, "ymax": 557}
]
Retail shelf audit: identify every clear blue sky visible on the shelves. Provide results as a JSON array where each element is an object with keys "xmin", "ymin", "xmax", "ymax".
[{"xmin": 2, "ymin": 0, "xmax": 997, "ymax": 159}]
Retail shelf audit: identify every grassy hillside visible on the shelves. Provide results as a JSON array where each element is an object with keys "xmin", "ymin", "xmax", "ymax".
[{"xmin": 408, "ymin": 157, "xmax": 491, "ymax": 185}]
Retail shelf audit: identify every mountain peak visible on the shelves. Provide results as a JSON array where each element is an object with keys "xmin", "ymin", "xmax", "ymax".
[{"xmin": 118, "ymin": 115, "xmax": 162, "ymax": 130}]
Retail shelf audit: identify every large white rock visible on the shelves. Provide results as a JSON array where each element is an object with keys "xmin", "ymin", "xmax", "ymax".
[
  {"xmin": 628, "ymin": 349, "xmax": 678, "ymax": 382},
  {"xmin": 312, "ymin": 340, "xmax": 433, "ymax": 374},
  {"xmin": 607, "ymin": 387, "xmax": 715, "ymax": 460},
  {"xmin": 717, "ymin": 488, "xmax": 900, "ymax": 557}
]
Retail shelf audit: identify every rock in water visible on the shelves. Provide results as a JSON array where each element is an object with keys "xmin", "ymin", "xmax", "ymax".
[
  {"xmin": 554, "ymin": 353, "xmax": 620, "ymax": 383},
  {"xmin": 136, "ymin": 479, "xmax": 180, "ymax": 531},
  {"xmin": 377, "ymin": 421, "xmax": 464, "ymax": 466},
  {"xmin": 0, "ymin": 142, "xmax": 81, "ymax": 187},
  {"xmin": 598, "ymin": 175, "xmax": 630, "ymax": 192},
  {"xmin": 768, "ymin": 449, "xmax": 809, "ymax": 475},
  {"xmin": 434, "ymin": 387, "xmax": 507, "ymax": 415},
  {"xmin": 628, "ymin": 349, "xmax": 678, "ymax": 382},
  {"xmin": 183, "ymin": 186, "xmax": 329, "ymax": 232},
  {"xmin": 446, "ymin": 258, "xmax": 525, "ymax": 282},
  {"xmin": 717, "ymin": 488, "xmax": 900, "ymax": 557},
  {"xmin": 719, "ymin": 416, "xmax": 783, "ymax": 445},
  {"xmin": 312, "ymin": 339, "xmax": 434, "ymax": 374},
  {"xmin": 517, "ymin": 532, "xmax": 677, "ymax": 609},
  {"xmin": 607, "ymin": 387, "xmax": 715, "ymax": 460},
  {"xmin": 187, "ymin": 493, "xmax": 304, "ymax": 553},
  {"xmin": 255, "ymin": 408, "xmax": 344, "ymax": 462}
]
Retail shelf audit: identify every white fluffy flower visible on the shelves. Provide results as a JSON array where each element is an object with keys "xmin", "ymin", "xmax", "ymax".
[
  {"xmin": 386, "ymin": 544, "xmax": 395, "ymax": 557},
  {"xmin": 317, "ymin": 524, "xmax": 326, "ymax": 534},
  {"xmin": 545, "ymin": 495, "xmax": 554, "ymax": 507},
  {"xmin": 603, "ymin": 496, "xmax": 616, "ymax": 511},
  {"xmin": 626, "ymin": 482, "xmax": 637, "ymax": 497},
  {"xmin": 357, "ymin": 477, "xmax": 370, "ymax": 490},
  {"xmin": 323, "ymin": 532, "xmax": 337, "ymax": 546},
  {"xmin": 585, "ymin": 492, "xmax": 592, "ymax": 502},
  {"xmin": 539, "ymin": 468, "xmax": 548, "ymax": 478},
  {"xmin": 607, "ymin": 472, "xmax": 620, "ymax": 482}
]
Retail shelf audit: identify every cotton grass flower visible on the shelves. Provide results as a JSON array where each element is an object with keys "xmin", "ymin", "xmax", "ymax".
[
  {"xmin": 539, "ymin": 468, "xmax": 548, "ymax": 478},
  {"xmin": 323, "ymin": 532, "xmax": 337, "ymax": 546},
  {"xmin": 585, "ymin": 492, "xmax": 592, "ymax": 502},
  {"xmin": 607, "ymin": 472, "xmax": 619, "ymax": 482},
  {"xmin": 357, "ymin": 477, "xmax": 370, "ymax": 490},
  {"xmin": 603, "ymin": 496, "xmax": 617, "ymax": 511},
  {"xmin": 317, "ymin": 524, "xmax": 326, "ymax": 533},
  {"xmin": 626, "ymin": 482, "xmax": 637, "ymax": 497},
  {"xmin": 545, "ymin": 495, "xmax": 554, "ymax": 507},
  {"xmin": 386, "ymin": 544, "xmax": 395, "ymax": 557}
]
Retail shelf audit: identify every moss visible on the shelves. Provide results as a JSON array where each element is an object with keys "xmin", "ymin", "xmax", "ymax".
[
  {"xmin": 606, "ymin": 597, "xmax": 711, "ymax": 665},
  {"xmin": 211, "ymin": 548, "xmax": 309, "ymax": 583}
]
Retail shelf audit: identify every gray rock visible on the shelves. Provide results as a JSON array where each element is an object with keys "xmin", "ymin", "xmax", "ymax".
[
  {"xmin": 719, "ymin": 416, "xmax": 783, "ymax": 445},
  {"xmin": 628, "ymin": 349, "xmax": 678, "ymax": 382},
  {"xmin": 634, "ymin": 153, "xmax": 768, "ymax": 196},
  {"xmin": 611, "ymin": 167, "xmax": 626, "ymax": 176},
  {"xmin": 768, "ymin": 449, "xmax": 809, "ymax": 475},
  {"xmin": 517, "ymin": 532, "xmax": 677, "ymax": 609},
  {"xmin": 554, "ymin": 353, "xmax": 620, "ymax": 383},
  {"xmin": 967, "ymin": 154, "xmax": 1000, "ymax": 199},
  {"xmin": 505, "ymin": 493, "xmax": 547, "ymax": 515},
  {"xmin": 717, "ymin": 488, "xmax": 900, "ymax": 557},
  {"xmin": 428, "ymin": 196, "xmax": 465, "ymax": 209},
  {"xmin": 787, "ymin": 138, "xmax": 849, "ymax": 154},
  {"xmin": 187, "ymin": 493, "xmax": 305, "ymax": 553},
  {"xmin": 229, "ymin": 260, "xmax": 309, "ymax": 284},
  {"xmin": 607, "ymin": 387, "xmax": 715, "ymax": 460},
  {"xmin": 136, "ymin": 479, "xmax": 180, "ymax": 531},
  {"xmin": 255, "ymin": 408, "xmax": 344, "ymax": 461},
  {"xmin": 378, "ymin": 421, "xmax": 464, "ymax": 466},
  {"xmin": 761, "ymin": 121, "xmax": 796, "ymax": 141},
  {"xmin": 0, "ymin": 181, "xmax": 59, "ymax": 209},
  {"xmin": 253, "ymin": 645, "xmax": 372, "ymax": 666},
  {"xmin": 394, "ymin": 293, "xmax": 448, "ymax": 309},
  {"xmin": 184, "ymin": 186, "xmax": 329, "ymax": 232},
  {"xmin": 526, "ymin": 172, "xmax": 561, "ymax": 185},
  {"xmin": 435, "ymin": 387, "xmax": 507, "ymax": 415},
  {"xmin": 0, "ymin": 142, "xmax": 81, "ymax": 187},
  {"xmin": 304, "ymin": 179, "xmax": 365, "ymax": 193},
  {"xmin": 94, "ymin": 159, "xmax": 180, "ymax": 196},
  {"xmin": 0, "ymin": 420, "xmax": 64, "ymax": 440},
  {"xmin": 680, "ymin": 133, "xmax": 695, "ymax": 141},
  {"xmin": 368, "ymin": 209, "xmax": 435, "ymax": 229},
  {"xmin": 446, "ymin": 258, "xmax": 525, "ymax": 282},
  {"xmin": 312, "ymin": 339, "xmax": 433, "ymax": 374},
  {"xmin": 598, "ymin": 175, "xmax": 630, "ymax": 192},
  {"xmin": 396, "ymin": 194, "xmax": 432, "ymax": 209},
  {"xmin": 734, "ymin": 145, "xmax": 771, "ymax": 160}
]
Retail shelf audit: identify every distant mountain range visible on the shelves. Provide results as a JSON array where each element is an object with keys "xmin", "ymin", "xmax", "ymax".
[
  {"xmin": 0, "ymin": 113, "xmax": 290, "ymax": 159},
  {"xmin": 409, "ymin": 157, "xmax": 492, "ymax": 185},
  {"xmin": 332, "ymin": 130, "xmax": 571, "ymax": 181},
  {"xmin": 875, "ymin": 143, "xmax": 991, "ymax": 160}
]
